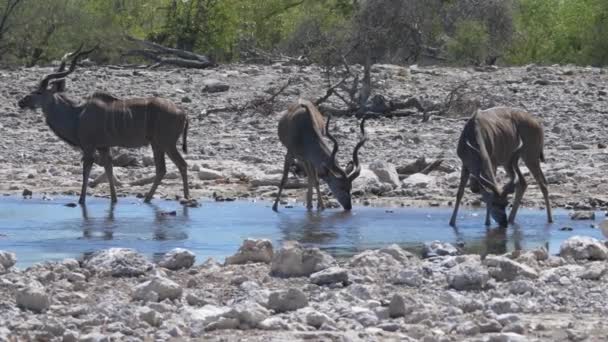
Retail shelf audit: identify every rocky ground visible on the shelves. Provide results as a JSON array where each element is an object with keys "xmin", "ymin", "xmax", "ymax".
[
  {"xmin": 0, "ymin": 236, "xmax": 607, "ymax": 341},
  {"xmin": 0, "ymin": 63, "xmax": 607, "ymax": 209}
]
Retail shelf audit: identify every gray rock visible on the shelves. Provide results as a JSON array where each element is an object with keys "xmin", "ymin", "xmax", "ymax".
[
  {"xmin": 0, "ymin": 250, "xmax": 16, "ymax": 270},
  {"xmin": 348, "ymin": 249, "xmax": 401, "ymax": 269},
  {"xmin": 457, "ymin": 321, "xmax": 480, "ymax": 335},
  {"xmin": 16, "ymin": 282, "xmax": 50, "ymax": 313},
  {"xmin": 479, "ymin": 319, "xmax": 503, "ymax": 333},
  {"xmin": 225, "ymin": 239, "xmax": 274, "ymax": 265},
  {"xmin": 402, "ymin": 173, "xmax": 435, "ymax": 188},
  {"xmin": 83, "ymin": 248, "xmax": 152, "ymax": 277},
  {"xmin": 186, "ymin": 305, "xmax": 231, "ymax": 327},
  {"xmin": 369, "ymin": 161, "xmax": 401, "ymax": 187},
  {"xmin": 309, "ymin": 267, "xmax": 348, "ymax": 285},
  {"xmin": 202, "ymin": 79, "xmax": 230, "ymax": 93},
  {"xmin": 223, "ymin": 301, "xmax": 270, "ymax": 329},
  {"xmin": 560, "ymin": 236, "xmax": 608, "ymax": 260},
  {"xmin": 391, "ymin": 268, "xmax": 423, "ymax": 287},
  {"xmin": 379, "ymin": 244, "xmax": 415, "ymax": 263},
  {"xmin": 488, "ymin": 298, "xmax": 521, "ymax": 314},
  {"xmin": 447, "ymin": 260, "xmax": 489, "ymax": 290},
  {"xmin": 388, "ymin": 294, "xmax": 411, "ymax": 318},
  {"xmin": 259, "ymin": 317, "xmax": 289, "ymax": 330},
  {"xmin": 570, "ymin": 211, "xmax": 595, "ymax": 220},
  {"xmin": 267, "ymin": 288, "xmax": 308, "ymax": 312},
  {"xmin": 508, "ymin": 280, "xmax": 535, "ymax": 295},
  {"xmin": 158, "ymin": 248, "xmax": 195, "ymax": 270},
  {"xmin": 138, "ymin": 307, "xmax": 161, "ymax": 327},
  {"xmin": 132, "ymin": 276, "xmax": 182, "ymax": 302},
  {"xmin": 204, "ymin": 317, "xmax": 240, "ymax": 331},
  {"xmin": 578, "ymin": 261, "xmax": 607, "ymax": 280},
  {"xmin": 78, "ymin": 332, "xmax": 109, "ymax": 342},
  {"xmin": 350, "ymin": 306, "xmax": 378, "ymax": 327},
  {"xmin": 198, "ymin": 168, "xmax": 224, "ymax": 180},
  {"xmin": 304, "ymin": 309, "xmax": 333, "ymax": 329},
  {"xmin": 270, "ymin": 241, "xmax": 335, "ymax": 277},
  {"xmin": 485, "ymin": 255, "xmax": 538, "ymax": 281},
  {"xmin": 482, "ymin": 332, "xmax": 528, "ymax": 342},
  {"xmin": 441, "ymin": 291, "xmax": 484, "ymax": 312},
  {"xmin": 423, "ymin": 241, "xmax": 459, "ymax": 258}
]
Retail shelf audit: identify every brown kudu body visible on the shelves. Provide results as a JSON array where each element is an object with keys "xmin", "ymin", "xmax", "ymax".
[
  {"xmin": 273, "ymin": 99, "xmax": 367, "ymax": 211},
  {"xmin": 18, "ymin": 46, "xmax": 189, "ymax": 205},
  {"xmin": 449, "ymin": 107, "xmax": 552, "ymax": 227}
]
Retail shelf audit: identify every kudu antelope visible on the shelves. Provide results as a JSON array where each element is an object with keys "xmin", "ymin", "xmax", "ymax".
[
  {"xmin": 17, "ymin": 46, "xmax": 190, "ymax": 205},
  {"xmin": 449, "ymin": 107, "xmax": 553, "ymax": 227},
  {"xmin": 273, "ymin": 99, "xmax": 367, "ymax": 211}
]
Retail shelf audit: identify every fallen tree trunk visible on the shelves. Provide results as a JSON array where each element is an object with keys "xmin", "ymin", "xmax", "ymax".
[
  {"xmin": 124, "ymin": 49, "xmax": 214, "ymax": 69},
  {"xmin": 123, "ymin": 36, "xmax": 215, "ymax": 69}
]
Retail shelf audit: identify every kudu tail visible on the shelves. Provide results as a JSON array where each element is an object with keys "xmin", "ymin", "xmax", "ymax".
[
  {"xmin": 182, "ymin": 119, "xmax": 189, "ymax": 154},
  {"xmin": 540, "ymin": 151, "xmax": 545, "ymax": 163}
]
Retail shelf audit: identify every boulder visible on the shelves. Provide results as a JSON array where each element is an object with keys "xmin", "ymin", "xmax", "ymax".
[
  {"xmin": 485, "ymin": 256, "xmax": 538, "ymax": 281},
  {"xmin": 16, "ymin": 282, "xmax": 50, "ymax": 313},
  {"xmin": 368, "ymin": 161, "xmax": 401, "ymax": 187},
  {"xmin": 83, "ymin": 248, "xmax": 153, "ymax": 277},
  {"xmin": 560, "ymin": 236, "xmax": 608, "ymax": 260},
  {"xmin": 0, "ymin": 250, "xmax": 16, "ymax": 271},
  {"xmin": 225, "ymin": 239, "xmax": 274, "ymax": 265},
  {"xmin": 348, "ymin": 249, "xmax": 401, "ymax": 269},
  {"xmin": 422, "ymin": 241, "xmax": 459, "ymax": 258},
  {"xmin": 270, "ymin": 241, "xmax": 335, "ymax": 277},
  {"xmin": 351, "ymin": 168, "xmax": 393, "ymax": 194},
  {"xmin": 202, "ymin": 79, "xmax": 230, "ymax": 93},
  {"xmin": 223, "ymin": 301, "xmax": 270, "ymax": 329},
  {"xmin": 158, "ymin": 248, "xmax": 195, "ymax": 270},
  {"xmin": 198, "ymin": 168, "xmax": 224, "ymax": 180},
  {"xmin": 133, "ymin": 276, "xmax": 183, "ymax": 302},
  {"xmin": 402, "ymin": 173, "xmax": 435, "ymax": 188},
  {"xmin": 304, "ymin": 309, "xmax": 334, "ymax": 329},
  {"xmin": 379, "ymin": 244, "xmax": 415, "ymax": 263},
  {"xmin": 309, "ymin": 267, "xmax": 348, "ymax": 286},
  {"xmin": 267, "ymin": 288, "xmax": 308, "ymax": 312},
  {"xmin": 447, "ymin": 260, "xmax": 490, "ymax": 291},
  {"xmin": 388, "ymin": 294, "xmax": 412, "ymax": 318}
]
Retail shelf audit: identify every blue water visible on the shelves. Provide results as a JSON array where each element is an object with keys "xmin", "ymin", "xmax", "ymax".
[{"xmin": 0, "ymin": 196, "xmax": 605, "ymax": 267}]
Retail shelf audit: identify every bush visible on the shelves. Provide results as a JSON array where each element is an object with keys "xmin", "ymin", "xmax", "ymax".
[{"xmin": 446, "ymin": 20, "xmax": 490, "ymax": 64}]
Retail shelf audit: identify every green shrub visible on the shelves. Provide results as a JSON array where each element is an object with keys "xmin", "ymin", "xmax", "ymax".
[{"xmin": 446, "ymin": 20, "xmax": 490, "ymax": 64}]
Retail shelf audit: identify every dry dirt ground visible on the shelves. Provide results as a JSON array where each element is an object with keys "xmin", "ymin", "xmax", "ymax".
[{"xmin": 0, "ymin": 63, "xmax": 607, "ymax": 211}]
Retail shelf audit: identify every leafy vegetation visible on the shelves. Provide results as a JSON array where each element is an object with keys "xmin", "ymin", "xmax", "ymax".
[{"xmin": 0, "ymin": 0, "xmax": 607, "ymax": 66}]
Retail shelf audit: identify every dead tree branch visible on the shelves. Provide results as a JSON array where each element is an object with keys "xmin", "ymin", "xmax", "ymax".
[{"xmin": 124, "ymin": 36, "xmax": 215, "ymax": 69}]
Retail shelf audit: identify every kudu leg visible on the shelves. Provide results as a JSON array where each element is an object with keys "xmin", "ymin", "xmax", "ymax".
[
  {"xmin": 449, "ymin": 168, "xmax": 470, "ymax": 227},
  {"xmin": 166, "ymin": 146, "xmax": 189, "ymax": 200},
  {"xmin": 98, "ymin": 148, "xmax": 117, "ymax": 203},
  {"xmin": 272, "ymin": 153, "xmax": 293, "ymax": 212},
  {"xmin": 484, "ymin": 207, "xmax": 491, "ymax": 226},
  {"xmin": 144, "ymin": 146, "xmax": 166, "ymax": 203},
  {"xmin": 79, "ymin": 150, "xmax": 95, "ymax": 205},
  {"xmin": 313, "ymin": 168, "xmax": 324, "ymax": 210},
  {"xmin": 303, "ymin": 162, "xmax": 314, "ymax": 210},
  {"xmin": 508, "ymin": 165, "xmax": 527, "ymax": 224},
  {"xmin": 528, "ymin": 161, "xmax": 553, "ymax": 223}
]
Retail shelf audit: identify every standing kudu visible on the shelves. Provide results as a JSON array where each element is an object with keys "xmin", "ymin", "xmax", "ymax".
[
  {"xmin": 449, "ymin": 107, "xmax": 553, "ymax": 227},
  {"xmin": 273, "ymin": 99, "xmax": 367, "ymax": 211},
  {"xmin": 17, "ymin": 45, "xmax": 190, "ymax": 205}
]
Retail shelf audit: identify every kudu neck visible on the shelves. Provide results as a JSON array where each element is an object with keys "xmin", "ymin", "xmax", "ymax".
[{"xmin": 41, "ymin": 94, "xmax": 82, "ymax": 147}]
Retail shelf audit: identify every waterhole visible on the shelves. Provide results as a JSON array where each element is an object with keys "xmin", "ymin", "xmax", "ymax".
[{"xmin": 0, "ymin": 196, "xmax": 605, "ymax": 267}]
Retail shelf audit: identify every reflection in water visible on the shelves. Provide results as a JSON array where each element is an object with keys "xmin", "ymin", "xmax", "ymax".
[
  {"xmin": 147, "ymin": 203, "xmax": 190, "ymax": 241},
  {"xmin": 80, "ymin": 203, "xmax": 116, "ymax": 240},
  {"xmin": 277, "ymin": 210, "xmax": 354, "ymax": 245}
]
